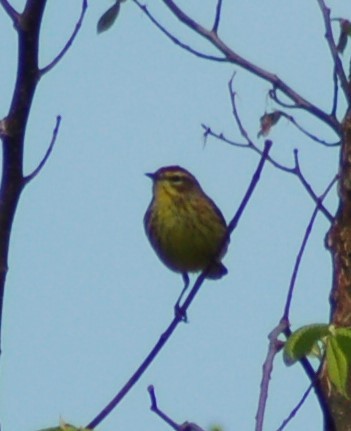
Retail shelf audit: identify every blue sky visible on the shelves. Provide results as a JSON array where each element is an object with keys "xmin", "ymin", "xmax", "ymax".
[{"xmin": 0, "ymin": 1, "xmax": 350, "ymax": 430}]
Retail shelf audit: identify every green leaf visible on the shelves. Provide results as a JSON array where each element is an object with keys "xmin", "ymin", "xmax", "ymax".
[
  {"xmin": 283, "ymin": 324, "xmax": 329, "ymax": 365},
  {"xmin": 97, "ymin": 2, "xmax": 120, "ymax": 34},
  {"xmin": 326, "ymin": 329, "xmax": 351, "ymax": 398}
]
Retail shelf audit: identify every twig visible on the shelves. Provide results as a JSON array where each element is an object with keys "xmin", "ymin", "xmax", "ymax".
[
  {"xmin": 275, "ymin": 384, "xmax": 314, "ymax": 431},
  {"xmin": 40, "ymin": 0, "xmax": 88, "ymax": 75},
  {"xmin": 85, "ymin": 141, "xmax": 272, "ymax": 430},
  {"xmin": 148, "ymin": 386, "xmax": 181, "ymax": 431},
  {"xmin": 293, "ymin": 150, "xmax": 334, "ymax": 222},
  {"xmin": 24, "ymin": 115, "xmax": 61, "ymax": 184},
  {"xmin": 212, "ymin": 0, "xmax": 223, "ymax": 33},
  {"xmin": 331, "ymin": 66, "xmax": 339, "ymax": 117},
  {"xmin": 316, "ymin": 0, "xmax": 351, "ymax": 105},
  {"xmin": 159, "ymin": 0, "xmax": 341, "ymax": 135},
  {"xmin": 0, "ymin": 0, "xmax": 19, "ymax": 25},
  {"xmin": 226, "ymin": 79, "xmax": 335, "ymax": 221},
  {"xmin": 132, "ymin": 1, "xmax": 226, "ymax": 62},
  {"xmin": 282, "ymin": 174, "xmax": 338, "ymax": 320},
  {"xmin": 279, "ymin": 112, "xmax": 340, "ymax": 147},
  {"xmin": 255, "ymin": 321, "xmax": 287, "ymax": 431},
  {"xmin": 255, "ymin": 175, "xmax": 337, "ymax": 431}
]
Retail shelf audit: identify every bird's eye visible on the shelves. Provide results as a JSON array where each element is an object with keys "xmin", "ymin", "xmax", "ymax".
[{"xmin": 170, "ymin": 175, "xmax": 183, "ymax": 183}]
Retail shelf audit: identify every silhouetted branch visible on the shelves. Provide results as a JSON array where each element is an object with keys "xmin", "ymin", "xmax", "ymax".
[
  {"xmin": 275, "ymin": 384, "xmax": 314, "ymax": 431},
  {"xmin": 316, "ymin": 0, "xmax": 351, "ymax": 105},
  {"xmin": 282, "ymin": 174, "xmax": 338, "ymax": 320},
  {"xmin": 158, "ymin": 0, "xmax": 341, "ymax": 134},
  {"xmin": 24, "ymin": 115, "xmax": 61, "ymax": 184},
  {"xmin": 331, "ymin": 67, "xmax": 339, "ymax": 117},
  {"xmin": 255, "ymin": 176, "xmax": 337, "ymax": 431},
  {"xmin": 212, "ymin": 0, "xmax": 223, "ymax": 33},
  {"xmin": 132, "ymin": 1, "xmax": 226, "ymax": 62},
  {"xmin": 40, "ymin": 0, "xmax": 88, "ymax": 75},
  {"xmin": 255, "ymin": 321, "xmax": 286, "ymax": 431},
  {"xmin": 0, "ymin": 0, "xmax": 19, "ymax": 25},
  {"xmin": 278, "ymin": 112, "xmax": 340, "ymax": 147},
  {"xmin": 86, "ymin": 141, "xmax": 272, "ymax": 430},
  {"xmin": 148, "ymin": 386, "xmax": 181, "ymax": 431}
]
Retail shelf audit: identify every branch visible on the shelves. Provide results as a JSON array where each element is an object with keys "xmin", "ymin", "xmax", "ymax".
[
  {"xmin": 212, "ymin": 0, "xmax": 223, "ymax": 33},
  {"xmin": 40, "ymin": 0, "xmax": 88, "ymax": 75},
  {"xmin": 279, "ymin": 112, "xmax": 340, "ymax": 147},
  {"xmin": 147, "ymin": 386, "xmax": 182, "ymax": 431},
  {"xmin": 282, "ymin": 174, "xmax": 338, "ymax": 321},
  {"xmin": 223, "ymin": 79, "xmax": 336, "ymax": 221},
  {"xmin": 255, "ymin": 176, "xmax": 337, "ymax": 431},
  {"xmin": 158, "ymin": 0, "xmax": 341, "ymax": 135},
  {"xmin": 316, "ymin": 0, "xmax": 351, "ymax": 105},
  {"xmin": 255, "ymin": 321, "xmax": 287, "ymax": 431},
  {"xmin": 23, "ymin": 115, "xmax": 61, "ymax": 184},
  {"xmin": 275, "ymin": 384, "xmax": 314, "ymax": 431},
  {"xmin": 0, "ymin": 0, "xmax": 20, "ymax": 25},
  {"xmin": 132, "ymin": 1, "xmax": 226, "ymax": 62},
  {"xmin": 86, "ymin": 141, "xmax": 272, "ymax": 430}
]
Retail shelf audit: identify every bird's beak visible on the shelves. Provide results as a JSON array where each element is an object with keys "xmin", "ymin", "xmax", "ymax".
[{"xmin": 145, "ymin": 172, "xmax": 155, "ymax": 180}]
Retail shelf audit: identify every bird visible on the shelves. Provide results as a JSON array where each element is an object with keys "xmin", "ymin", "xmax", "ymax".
[{"xmin": 144, "ymin": 165, "xmax": 229, "ymax": 307}]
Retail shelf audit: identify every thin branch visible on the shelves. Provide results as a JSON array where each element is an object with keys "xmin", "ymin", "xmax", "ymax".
[
  {"xmin": 293, "ymin": 150, "xmax": 334, "ymax": 222},
  {"xmin": 24, "ymin": 115, "xmax": 61, "ymax": 184},
  {"xmin": 86, "ymin": 141, "xmax": 272, "ymax": 430},
  {"xmin": 212, "ymin": 0, "xmax": 223, "ymax": 33},
  {"xmin": 331, "ymin": 66, "xmax": 339, "ymax": 117},
  {"xmin": 255, "ymin": 176, "xmax": 337, "ymax": 431},
  {"xmin": 316, "ymin": 0, "xmax": 351, "ymax": 105},
  {"xmin": 282, "ymin": 174, "xmax": 338, "ymax": 320},
  {"xmin": 159, "ymin": 0, "xmax": 341, "ymax": 135},
  {"xmin": 279, "ymin": 112, "xmax": 340, "ymax": 147},
  {"xmin": 132, "ymin": 1, "xmax": 226, "ymax": 62},
  {"xmin": 40, "ymin": 0, "xmax": 88, "ymax": 75},
  {"xmin": 148, "ymin": 386, "xmax": 182, "ymax": 431},
  {"xmin": 255, "ymin": 321, "xmax": 287, "ymax": 431},
  {"xmin": 225, "ymin": 79, "xmax": 335, "ymax": 221},
  {"xmin": 0, "ymin": 0, "xmax": 20, "ymax": 25},
  {"xmin": 275, "ymin": 384, "xmax": 314, "ymax": 431}
]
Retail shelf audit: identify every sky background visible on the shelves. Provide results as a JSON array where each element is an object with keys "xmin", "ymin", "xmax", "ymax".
[{"xmin": 0, "ymin": 1, "xmax": 350, "ymax": 430}]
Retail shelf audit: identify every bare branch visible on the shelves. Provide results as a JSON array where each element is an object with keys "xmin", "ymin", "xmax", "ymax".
[
  {"xmin": 316, "ymin": 0, "xmax": 351, "ymax": 105},
  {"xmin": 40, "ymin": 0, "xmax": 88, "ymax": 75},
  {"xmin": 132, "ymin": 1, "xmax": 226, "ymax": 62},
  {"xmin": 255, "ymin": 321, "xmax": 287, "ymax": 431},
  {"xmin": 159, "ymin": 0, "xmax": 341, "ymax": 134},
  {"xmin": 331, "ymin": 66, "xmax": 339, "ymax": 117},
  {"xmin": 147, "ymin": 386, "xmax": 182, "ymax": 431},
  {"xmin": 203, "ymin": 125, "xmax": 334, "ymax": 221},
  {"xmin": 24, "ymin": 116, "xmax": 61, "ymax": 184},
  {"xmin": 278, "ymin": 112, "xmax": 341, "ymax": 147},
  {"xmin": 0, "ymin": 0, "xmax": 20, "ymax": 25},
  {"xmin": 275, "ymin": 384, "xmax": 314, "ymax": 431},
  {"xmin": 86, "ymin": 142, "xmax": 272, "ymax": 431},
  {"xmin": 212, "ymin": 0, "xmax": 223, "ymax": 33},
  {"xmin": 282, "ymin": 174, "xmax": 338, "ymax": 320}
]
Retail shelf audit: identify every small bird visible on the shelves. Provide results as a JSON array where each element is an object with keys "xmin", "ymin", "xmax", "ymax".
[{"xmin": 144, "ymin": 166, "xmax": 229, "ymax": 304}]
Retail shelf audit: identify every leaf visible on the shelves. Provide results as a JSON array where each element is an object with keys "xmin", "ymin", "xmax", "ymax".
[
  {"xmin": 326, "ymin": 333, "xmax": 351, "ymax": 398},
  {"xmin": 283, "ymin": 324, "xmax": 329, "ymax": 366},
  {"xmin": 257, "ymin": 111, "xmax": 282, "ymax": 138},
  {"xmin": 97, "ymin": 2, "xmax": 121, "ymax": 34}
]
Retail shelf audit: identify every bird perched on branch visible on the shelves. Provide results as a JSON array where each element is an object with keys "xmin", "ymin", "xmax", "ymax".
[{"xmin": 144, "ymin": 165, "xmax": 229, "ymax": 304}]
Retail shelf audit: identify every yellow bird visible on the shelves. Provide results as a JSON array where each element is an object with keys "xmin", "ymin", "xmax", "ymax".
[{"xmin": 144, "ymin": 165, "xmax": 229, "ymax": 301}]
